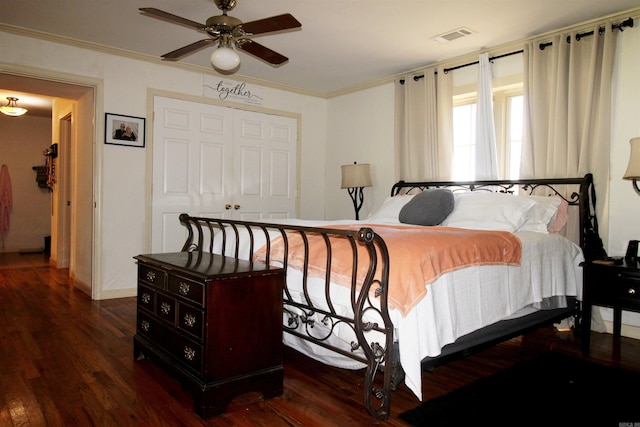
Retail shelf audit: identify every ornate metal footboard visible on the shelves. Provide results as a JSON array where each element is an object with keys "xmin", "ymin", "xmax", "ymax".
[{"xmin": 178, "ymin": 215, "xmax": 396, "ymax": 420}]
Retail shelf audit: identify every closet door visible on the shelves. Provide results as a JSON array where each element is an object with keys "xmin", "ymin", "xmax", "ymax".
[
  {"xmin": 151, "ymin": 96, "xmax": 297, "ymax": 253},
  {"xmin": 233, "ymin": 109, "xmax": 297, "ymax": 221}
]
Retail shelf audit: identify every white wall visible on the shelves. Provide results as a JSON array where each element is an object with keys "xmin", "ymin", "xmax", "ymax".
[
  {"xmin": 2, "ymin": 30, "xmax": 328, "ymax": 298},
  {"xmin": 326, "ymin": 84, "xmax": 395, "ymax": 220},
  {"xmin": 0, "ymin": 114, "xmax": 51, "ymax": 252}
]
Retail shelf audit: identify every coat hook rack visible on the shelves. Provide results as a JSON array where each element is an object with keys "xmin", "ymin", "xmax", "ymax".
[{"xmin": 44, "ymin": 143, "xmax": 58, "ymax": 159}]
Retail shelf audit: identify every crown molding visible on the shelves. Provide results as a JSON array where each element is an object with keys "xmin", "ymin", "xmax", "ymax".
[{"xmin": 0, "ymin": 23, "xmax": 326, "ymax": 99}]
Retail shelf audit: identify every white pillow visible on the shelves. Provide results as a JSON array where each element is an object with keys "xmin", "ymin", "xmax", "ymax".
[
  {"xmin": 365, "ymin": 195, "xmax": 414, "ymax": 223},
  {"xmin": 440, "ymin": 192, "xmax": 537, "ymax": 232},
  {"xmin": 519, "ymin": 195, "xmax": 562, "ymax": 233}
]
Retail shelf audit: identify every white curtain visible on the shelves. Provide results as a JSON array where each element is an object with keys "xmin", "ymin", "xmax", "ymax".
[
  {"xmin": 521, "ymin": 21, "xmax": 618, "ymax": 249},
  {"xmin": 475, "ymin": 53, "xmax": 499, "ymax": 179},
  {"xmin": 394, "ymin": 65, "xmax": 453, "ymax": 181},
  {"xmin": 521, "ymin": 22, "xmax": 619, "ymax": 334},
  {"xmin": 521, "ymin": 24, "xmax": 617, "ymax": 179}
]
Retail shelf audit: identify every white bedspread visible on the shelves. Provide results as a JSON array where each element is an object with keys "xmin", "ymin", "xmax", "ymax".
[{"xmin": 209, "ymin": 219, "xmax": 584, "ymax": 401}]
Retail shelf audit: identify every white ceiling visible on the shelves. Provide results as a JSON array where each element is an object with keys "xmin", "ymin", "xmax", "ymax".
[{"xmin": 1, "ymin": 0, "xmax": 639, "ymax": 114}]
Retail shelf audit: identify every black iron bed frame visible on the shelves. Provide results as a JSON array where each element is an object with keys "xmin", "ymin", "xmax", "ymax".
[{"xmin": 177, "ymin": 173, "xmax": 604, "ymax": 420}]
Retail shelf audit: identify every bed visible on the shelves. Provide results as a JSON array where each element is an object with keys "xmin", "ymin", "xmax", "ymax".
[{"xmin": 177, "ymin": 174, "xmax": 605, "ymax": 420}]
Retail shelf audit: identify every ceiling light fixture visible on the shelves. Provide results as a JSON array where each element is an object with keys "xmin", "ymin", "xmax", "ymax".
[
  {"xmin": 0, "ymin": 97, "xmax": 28, "ymax": 117},
  {"xmin": 210, "ymin": 35, "xmax": 240, "ymax": 71}
]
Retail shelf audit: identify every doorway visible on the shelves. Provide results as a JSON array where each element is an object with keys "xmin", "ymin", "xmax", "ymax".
[
  {"xmin": 58, "ymin": 114, "xmax": 71, "ymax": 269},
  {"xmin": 0, "ymin": 71, "xmax": 95, "ymax": 295}
]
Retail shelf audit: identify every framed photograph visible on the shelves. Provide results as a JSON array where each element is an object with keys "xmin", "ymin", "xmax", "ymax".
[{"xmin": 105, "ymin": 113, "xmax": 145, "ymax": 148}]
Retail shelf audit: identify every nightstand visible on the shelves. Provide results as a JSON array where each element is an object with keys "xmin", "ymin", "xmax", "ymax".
[{"xmin": 582, "ymin": 259, "xmax": 640, "ymax": 355}]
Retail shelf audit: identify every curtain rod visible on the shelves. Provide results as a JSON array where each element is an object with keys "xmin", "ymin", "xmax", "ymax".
[
  {"xmin": 399, "ymin": 50, "xmax": 522, "ymax": 84},
  {"xmin": 441, "ymin": 49, "xmax": 523, "ymax": 74},
  {"xmin": 400, "ymin": 16, "xmax": 634, "ymax": 84},
  {"xmin": 539, "ymin": 16, "xmax": 633, "ymax": 50}
]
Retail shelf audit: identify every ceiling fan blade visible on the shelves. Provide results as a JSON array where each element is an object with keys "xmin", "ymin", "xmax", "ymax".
[
  {"xmin": 139, "ymin": 7, "xmax": 206, "ymax": 29},
  {"xmin": 240, "ymin": 13, "xmax": 301, "ymax": 35},
  {"xmin": 238, "ymin": 39, "xmax": 288, "ymax": 65},
  {"xmin": 162, "ymin": 39, "xmax": 217, "ymax": 60}
]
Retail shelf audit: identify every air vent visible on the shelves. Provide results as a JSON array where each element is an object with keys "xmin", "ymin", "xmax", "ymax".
[{"xmin": 432, "ymin": 27, "xmax": 475, "ymax": 43}]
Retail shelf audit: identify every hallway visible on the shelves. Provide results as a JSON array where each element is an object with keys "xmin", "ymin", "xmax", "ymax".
[{"xmin": 0, "ymin": 252, "xmax": 50, "ymax": 269}]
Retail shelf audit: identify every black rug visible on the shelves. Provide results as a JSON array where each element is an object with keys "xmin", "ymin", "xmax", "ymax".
[{"xmin": 399, "ymin": 352, "xmax": 640, "ymax": 427}]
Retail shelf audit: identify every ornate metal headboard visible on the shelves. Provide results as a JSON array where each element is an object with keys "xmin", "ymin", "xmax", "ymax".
[{"xmin": 390, "ymin": 173, "xmax": 606, "ymax": 262}]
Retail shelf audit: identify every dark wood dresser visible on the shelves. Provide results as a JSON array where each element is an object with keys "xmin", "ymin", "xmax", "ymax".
[{"xmin": 133, "ymin": 251, "xmax": 285, "ymax": 418}]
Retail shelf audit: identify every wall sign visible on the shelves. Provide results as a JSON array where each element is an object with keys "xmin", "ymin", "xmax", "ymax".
[{"xmin": 203, "ymin": 76, "xmax": 264, "ymax": 106}]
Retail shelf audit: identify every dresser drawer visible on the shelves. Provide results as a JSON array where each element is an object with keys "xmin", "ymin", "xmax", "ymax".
[
  {"xmin": 171, "ymin": 334, "xmax": 204, "ymax": 375},
  {"xmin": 168, "ymin": 274, "xmax": 204, "ymax": 306},
  {"xmin": 136, "ymin": 311, "xmax": 204, "ymax": 375},
  {"xmin": 156, "ymin": 293, "xmax": 177, "ymax": 325},
  {"xmin": 137, "ymin": 284, "xmax": 156, "ymax": 313},
  {"xmin": 595, "ymin": 275, "xmax": 640, "ymax": 301},
  {"xmin": 177, "ymin": 303, "xmax": 205, "ymax": 340},
  {"xmin": 139, "ymin": 264, "xmax": 166, "ymax": 289},
  {"xmin": 137, "ymin": 310, "xmax": 165, "ymax": 344}
]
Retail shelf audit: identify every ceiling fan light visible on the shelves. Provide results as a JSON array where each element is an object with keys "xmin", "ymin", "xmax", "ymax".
[
  {"xmin": 0, "ymin": 97, "xmax": 28, "ymax": 117},
  {"xmin": 210, "ymin": 47, "xmax": 240, "ymax": 71}
]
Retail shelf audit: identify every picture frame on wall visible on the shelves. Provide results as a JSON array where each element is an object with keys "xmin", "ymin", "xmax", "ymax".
[{"xmin": 105, "ymin": 113, "xmax": 145, "ymax": 148}]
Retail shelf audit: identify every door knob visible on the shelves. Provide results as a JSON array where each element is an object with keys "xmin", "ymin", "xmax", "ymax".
[
  {"xmin": 234, "ymin": 204, "xmax": 240, "ymax": 210},
  {"xmin": 225, "ymin": 204, "xmax": 231, "ymax": 210}
]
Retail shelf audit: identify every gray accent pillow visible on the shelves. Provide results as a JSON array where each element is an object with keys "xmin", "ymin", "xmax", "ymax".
[{"xmin": 398, "ymin": 189, "xmax": 455, "ymax": 226}]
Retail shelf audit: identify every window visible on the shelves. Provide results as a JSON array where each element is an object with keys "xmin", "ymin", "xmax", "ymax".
[
  {"xmin": 452, "ymin": 88, "xmax": 523, "ymax": 180},
  {"xmin": 506, "ymin": 95, "xmax": 523, "ymax": 180},
  {"xmin": 452, "ymin": 101, "xmax": 476, "ymax": 180}
]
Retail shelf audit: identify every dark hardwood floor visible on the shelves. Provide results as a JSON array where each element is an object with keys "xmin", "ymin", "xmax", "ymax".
[{"xmin": 1, "ymin": 252, "xmax": 640, "ymax": 426}]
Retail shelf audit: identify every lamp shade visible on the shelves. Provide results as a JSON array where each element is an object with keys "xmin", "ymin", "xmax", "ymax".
[
  {"xmin": 341, "ymin": 163, "xmax": 372, "ymax": 188},
  {"xmin": 210, "ymin": 47, "xmax": 240, "ymax": 71},
  {"xmin": 623, "ymin": 137, "xmax": 640, "ymax": 180}
]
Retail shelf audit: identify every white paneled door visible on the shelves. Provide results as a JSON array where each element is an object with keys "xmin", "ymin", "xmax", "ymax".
[{"xmin": 152, "ymin": 96, "xmax": 297, "ymax": 253}]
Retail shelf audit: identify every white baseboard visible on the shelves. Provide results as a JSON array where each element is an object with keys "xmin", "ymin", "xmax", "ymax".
[
  {"xmin": 73, "ymin": 278, "xmax": 92, "ymax": 296},
  {"xmin": 94, "ymin": 287, "xmax": 137, "ymax": 300},
  {"xmin": 602, "ymin": 320, "xmax": 640, "ymax": 340}
]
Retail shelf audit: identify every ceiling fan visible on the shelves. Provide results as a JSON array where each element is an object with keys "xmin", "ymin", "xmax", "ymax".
[{"xmin": 139, "ymin": 0, "xmax": 301, "ymax": 71}]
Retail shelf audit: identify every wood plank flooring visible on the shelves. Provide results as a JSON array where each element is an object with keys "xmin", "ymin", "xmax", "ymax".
[{"xmin": 1, "ymin": 252, "xmax": 640, "ymax": 426}]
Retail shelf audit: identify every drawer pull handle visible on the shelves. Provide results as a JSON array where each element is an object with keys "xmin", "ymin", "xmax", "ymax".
[
  {"xmin": 184, "ymin": 313, "xmax": 196, "ymax": 328},
  {"xmin": 184, "ymin": 346, "xmax": 196, "ymax": 361},
  {"xmin": 629, "ymin": 288, "xmax": 636, "ymax": 296},
  {"xmin": 141, "ymin": 320, "xmax": 150, "ymax": 332},
  {"xmin": 160, "ymin": 302, "xmax": 171, "ymax": 315},
  {"xmin": 178, "ymin": 282, "xmax": 190, "ymax": 296},
  {"xmin": 141, "ymin": 293, "xmax": 151, "ymax": 304},
  {"xmin": 146, "ymin": 271, "xmax": 156, "ymax": 282},
  {"xmin": 617, "ymin": 273, "xmax": 640, "ymax": 282}
]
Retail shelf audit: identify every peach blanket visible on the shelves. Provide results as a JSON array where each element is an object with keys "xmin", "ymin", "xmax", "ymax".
[{"xmin": 254, "ymin": 224, "xmax": 522, "ymax": 316}]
